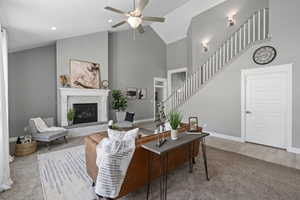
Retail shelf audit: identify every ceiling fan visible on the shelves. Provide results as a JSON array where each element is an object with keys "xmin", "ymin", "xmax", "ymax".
[{"xmin": 105, "ymin": 0, "xmax": 166, "ymax": 34}]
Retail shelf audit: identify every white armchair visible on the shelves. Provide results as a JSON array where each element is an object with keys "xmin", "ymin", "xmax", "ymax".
[{"xmin": 29, "ymin": 117, "xmax": 68, "ymax": 148}]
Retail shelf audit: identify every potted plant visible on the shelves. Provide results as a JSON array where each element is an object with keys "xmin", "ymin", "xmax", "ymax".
[
  {"xmin": 112, "ymin": 90, "xmax": 128, "ymax": 122},
  {"xmin": 167, "ymin": 111, "xmax": 182, "ymax": 140},
  {"xmin": 67, "ymin": 109, "xmax": 75, "ymax": 126}
]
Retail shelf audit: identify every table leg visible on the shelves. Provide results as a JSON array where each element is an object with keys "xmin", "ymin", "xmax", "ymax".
[
  {"xmin": 159, "ymin": 153, "xmax": 169, "ymax": 200},
  {"xmin": 146, "ymin": 152, "xmax": 152, "ymax": 200},
  {"xmin": 164, "ymin": 153, "xmax": 168, "ymax": 200},
  {"xmin": 201, "ymin": 138, "xmax": 209, "ymax": 181},
  {"xmin": 188, "ymin": 143, "xmax": 193, "ymax": 173},
  {"xmin": 192, "ymin": 141, "xmax": 196, "ymax": 164},
  {"xmin": 160, "ymin": 155, "xmax": 163, "ymax": 200}
]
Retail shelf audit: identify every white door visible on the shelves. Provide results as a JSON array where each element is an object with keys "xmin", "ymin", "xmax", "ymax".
[{"xmin": 243, "ymin": 65, "xmax": 292, "ymax": 149}]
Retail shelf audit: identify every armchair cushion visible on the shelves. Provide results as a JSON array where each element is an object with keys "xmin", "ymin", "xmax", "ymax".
[{"xmin": 32, "ymin": 130, "xmax": 67, "ymax": 142}]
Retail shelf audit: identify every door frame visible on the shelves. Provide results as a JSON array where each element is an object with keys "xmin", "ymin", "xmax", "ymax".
[
  {"xmin": 241, "ymin": 64, "xmax": 293, "ymax": 150},
  {"xmin": 167, "ymin": 67, "xmax": 187, "ymax": 96},
  {"xmin": 153, "ymin": 77, "xmax": 167, "ymax": 120}
]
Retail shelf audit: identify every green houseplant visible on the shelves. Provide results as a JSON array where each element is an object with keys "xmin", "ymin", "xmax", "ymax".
[
  {"xmin": 167, "ymin": 111, "xmax": 182, "ymax": 140},
  {"xmin": 67, "ymin": 109, "xmax": 75, "ymax": 126},
  {"xmin": 111, "ymin": 90, "xmax": 128, "ymax": 121}
]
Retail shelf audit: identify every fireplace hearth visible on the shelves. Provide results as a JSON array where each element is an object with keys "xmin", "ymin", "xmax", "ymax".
[{"xmin": 73, "ymin": 103, "xmax": 98, "ymax": 124}]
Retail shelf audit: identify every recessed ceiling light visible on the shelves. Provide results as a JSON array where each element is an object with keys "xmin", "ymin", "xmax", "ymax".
[
  {"xmin": 108, "ymin": 19, "xmax": 113, "ymax": 23},
  {"xmin": 51, "ymin": 27, "xmax": 57, "ymax": 31}
]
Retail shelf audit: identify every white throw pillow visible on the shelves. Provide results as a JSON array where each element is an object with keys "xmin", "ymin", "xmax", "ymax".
[{"xmin": 108, "ymin": 128, "xmax": 139, "ymax": 141}]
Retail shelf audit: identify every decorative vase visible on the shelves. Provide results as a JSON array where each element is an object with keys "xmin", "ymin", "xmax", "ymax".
[
  {"xmin": 171, "ymin": 129, "xmax": 178, "ymax": 140},
  {"xmin": 116, "ymin": 111, "xmax": 126, "ymax": 122}
]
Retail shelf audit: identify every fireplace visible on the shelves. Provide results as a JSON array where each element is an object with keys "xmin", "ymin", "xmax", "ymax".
[
  {"xmin": 73, "ymin": 103, "xmax": 98, "ymax": 124},
  {"xmin": 58, "ymin": 88, "xmax": 109, "ymax": 126}
]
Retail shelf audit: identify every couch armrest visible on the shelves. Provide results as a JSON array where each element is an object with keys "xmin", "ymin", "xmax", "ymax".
[{"xmin": 85, "ymin": 136, "xmax": 99, "ymax": 182}]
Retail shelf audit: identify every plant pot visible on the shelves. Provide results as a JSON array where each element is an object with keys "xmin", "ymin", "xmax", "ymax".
[
  {"xmin": 68, "ymin": 120, "xmax": 73, "ymax": 126},
  {"xmin": 171, "ymin": 129, "xmax": 178, "ymax": 140},
  {"xmin": 116, "ymin": 111, "xmax": 126, "ymax": 122}
]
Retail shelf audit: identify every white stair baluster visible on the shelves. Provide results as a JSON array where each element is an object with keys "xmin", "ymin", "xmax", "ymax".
[
  {"xmin": 163, "ymin": 8, "xmax": 269, "ymax": 110},
  {"xmin": 248, "ymin": 18, "xmax": 251, "ymax": 44},
  {"xmin": 253, "ymin": 13, "xmax": 256, "ymax": 42},
  {"xmin": 239, "ymin": 28, "xmax": 242, "ymax": 52},
  {"xmin": 258, "ymin": 10, "xmax": 261, "ymax": 40},
  {"xmin": 243, "ymin": 23, "xmax": 247, "ymax": 49}
]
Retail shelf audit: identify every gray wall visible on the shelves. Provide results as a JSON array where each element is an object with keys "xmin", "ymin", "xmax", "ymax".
[
  {"xmin": 179, "ymin": 44, "xmax": 262, "ymax": 137},
  {"xmin": 268, "ymin": 0, "xmax": 300, "ymax": 147},
  {"xmin": 179, "ymin": 0, "xmax": 300, "ymax": 148},
  {"xmin": 166, "ymin": 38, "xmax": 187, "ymax": 71},
  {"xmin": 8, "ymin": 45, "xmax": 56, "ymax": 137},
  {"xmin": 109, "ymin": 26, "xmax": 166, "ymax": 120},
  {"xmin": 56, "ymin": 31, "xmax": 109, "ymax": 124},
  {"xmin": 189, "ymin": 0, "xmax": 268, "ymax": 72}
]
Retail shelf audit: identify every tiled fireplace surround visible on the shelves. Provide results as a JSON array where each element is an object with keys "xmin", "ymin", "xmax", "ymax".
[{"xmin": 58, "ymin": 88, "xmax": 110, "ymax": 127}]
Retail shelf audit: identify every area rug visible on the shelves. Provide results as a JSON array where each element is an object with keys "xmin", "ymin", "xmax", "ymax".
[
  {"xmin": 38, "ymin": 145, "xmax": 300, "ymax": 200},
  {"xmin": 37, "ymin": 146, "xmax": 97, "ymax": 200}
]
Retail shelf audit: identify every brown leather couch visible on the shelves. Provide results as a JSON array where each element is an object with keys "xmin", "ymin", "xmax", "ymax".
[{"xmin": 85, "ymin": 125, "xmax": 200, "ymax": 199}]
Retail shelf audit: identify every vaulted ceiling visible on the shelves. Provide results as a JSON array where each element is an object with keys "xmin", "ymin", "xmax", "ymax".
[{"xmin": 0, "ymin": 0, "xmax": 226, "ymax": 52}]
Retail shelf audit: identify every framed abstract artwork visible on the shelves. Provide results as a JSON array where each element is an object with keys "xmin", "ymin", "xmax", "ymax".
[
  {"xmin": 137, "ymin": 88, "xmax": 147, "ymax": 100},
  {"xmin": 126, "ymin": 88, "xmax": 137, "ymax": 100},
  {"xmin": 70, "ymin": 59, "xmax": 101, "ymax": 89}
]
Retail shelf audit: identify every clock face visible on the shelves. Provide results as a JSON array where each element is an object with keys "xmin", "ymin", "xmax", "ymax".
[{"xmin": 253, "ymin": 46, "xmax": 277, "ymax": 65}]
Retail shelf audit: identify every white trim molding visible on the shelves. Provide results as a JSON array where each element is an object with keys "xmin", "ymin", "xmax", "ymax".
[
  {"xmin": 241, "ymin": 64, "xmax": 293, "ymax": 150},
  {"xmin": 153, "ymin": 77, "xmax": 167, "ymax": 120},
  {"xmin": 205, "ymin": 131, "xmax": 244, "ymax": 142}
]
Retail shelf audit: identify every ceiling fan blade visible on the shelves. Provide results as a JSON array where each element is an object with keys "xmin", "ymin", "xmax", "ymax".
[
  {"xmin": 112, "ymin": 21, "xmax": 127, "ymax": 28},
  {"xmin": 143, "ymin": 16, "xmax": 165, "ymax": 22},
  {"xmin": 137, "ymin": 0, "xmax": 149, "ymax": 12},
  {"xmin": 137, "ymin": 25, "xmax": 145, "ymax": 34},
  {"xmin": 104, "ymin": 6, "xmax": 127, "ymax": 15}
]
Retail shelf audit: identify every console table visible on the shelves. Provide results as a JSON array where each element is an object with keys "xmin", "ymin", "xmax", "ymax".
[{"xmin": 141, "ymin": 132, "xmax": 210, "ymax": 200}]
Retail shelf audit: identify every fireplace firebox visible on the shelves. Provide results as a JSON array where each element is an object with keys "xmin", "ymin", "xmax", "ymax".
[{"xmin": 73, "ymin": 103, "xmax": 98, "ymax": 124}]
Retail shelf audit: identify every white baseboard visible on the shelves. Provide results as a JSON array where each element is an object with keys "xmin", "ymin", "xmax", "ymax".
[
  {"xmin": 287, "ymin": 147, "xmax": 300, "ymax": 154},
  {"xmin": 134, "ymin": 118, "xmax": 154, "ymax": 124},
  {"xmin": 205, "ymin": 131, "xmax": 244, "ymax": 142},
  {"xmin": 206, "ymin": 131, "xmax": 300, "ymax": 155}
]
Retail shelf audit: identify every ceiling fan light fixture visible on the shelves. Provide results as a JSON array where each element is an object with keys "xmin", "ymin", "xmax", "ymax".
[{"xmin": 127, "ymin": 16, "xmax": 142, "ymax": 28}]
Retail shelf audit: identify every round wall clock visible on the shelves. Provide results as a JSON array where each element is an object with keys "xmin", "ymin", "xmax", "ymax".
[{"xmin": 253, "ymin": 46, "xmax": 277, "ymax": 65}]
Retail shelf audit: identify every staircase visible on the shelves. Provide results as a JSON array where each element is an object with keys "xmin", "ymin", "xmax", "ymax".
[{"xmin": 163, "ymin": 8, "xmax": 270, "ymax": 112}]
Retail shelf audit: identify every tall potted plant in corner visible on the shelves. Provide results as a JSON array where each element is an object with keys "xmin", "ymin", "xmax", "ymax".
[
  {"xmin": 167, "ymin": 111, "xmax": 182, "ymax": 140},
  {"xmin": 112, "ymin": 90, "xmax": 128, "ymax": 122}
]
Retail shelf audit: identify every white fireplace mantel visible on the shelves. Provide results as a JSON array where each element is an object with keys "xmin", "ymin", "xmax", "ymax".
[{"xmin": 58, "ymin": 88, "xmax": 110, "ymax": 126}]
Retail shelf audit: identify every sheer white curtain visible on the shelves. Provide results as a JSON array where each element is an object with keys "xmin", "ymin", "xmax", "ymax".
[{"xmin": 0, "ymin": 25, "xmax": 13, "ymax": 192}]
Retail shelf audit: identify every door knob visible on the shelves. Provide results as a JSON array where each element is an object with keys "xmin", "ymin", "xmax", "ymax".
[{"xmin": 245, "ymin": 110, "xmax": 252, "ymax": 114}]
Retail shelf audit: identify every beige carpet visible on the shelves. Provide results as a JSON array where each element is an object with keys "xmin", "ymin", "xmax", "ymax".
[
  {"xmin": 129, "ymin": 146, "xmax": 300, "ymax": 200},
  {"xmin": 36, "ymin": 147, "xmax": 300, "ymax": 200}
]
